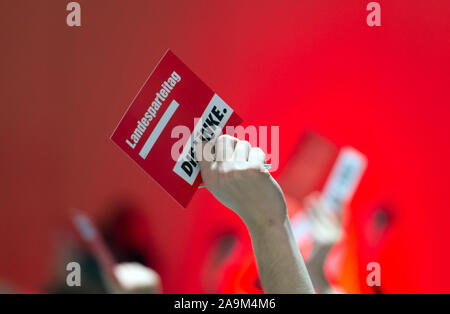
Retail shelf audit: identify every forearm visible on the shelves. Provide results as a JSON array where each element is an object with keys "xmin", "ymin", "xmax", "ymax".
[{"xmin": 248, "ymin": 217, "xmax": 315, "ymax": 294}]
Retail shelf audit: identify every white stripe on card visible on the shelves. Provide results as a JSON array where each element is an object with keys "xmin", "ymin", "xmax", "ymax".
[{"xmin": 139, "ymin": 99, "xmax": 180, "ymax": 159}]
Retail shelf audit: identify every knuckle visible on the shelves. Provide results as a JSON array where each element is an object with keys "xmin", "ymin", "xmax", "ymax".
[
  {"xmin": 234, "ymin": 161, "xmax": 247, "ymax": 170},
  {"xmin": 248, "ymin": 163, "xmax": 260, "ymax": 171},
  {"xmin": 218, "ymin": 164, "xmax": 231, "ymax": 177},
  {"xmin": 218, "ymin": 167, "xmax": 227, "ymax": 175}
]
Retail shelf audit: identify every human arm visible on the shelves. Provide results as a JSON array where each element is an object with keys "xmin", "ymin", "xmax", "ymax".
[{"xmin": 196, "ymin": 135, "xmax": 314, "ymax": 294}]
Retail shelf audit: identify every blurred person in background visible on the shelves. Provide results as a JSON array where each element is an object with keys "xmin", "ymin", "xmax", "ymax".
[
  {"xmin": 301, "ymin": 192, "xmax": 343, "ymax": 293},
  {"xmin": 48, "ymin": 200, "xmax": 161, "ymax": 294},
  {"xmin": 100, "ymin": 200, "xmax": 162, "ymax": 294}
]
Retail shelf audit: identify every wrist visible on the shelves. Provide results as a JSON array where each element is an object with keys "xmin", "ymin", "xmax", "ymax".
[{"xmin": 245, "ymin": 211, "xmax": 290, "ymax": 237}]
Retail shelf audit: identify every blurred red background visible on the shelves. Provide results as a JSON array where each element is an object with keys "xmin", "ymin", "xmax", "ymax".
[{"xmin": 1, "ymin": 0, "xmax": 449, "ymax": 293}]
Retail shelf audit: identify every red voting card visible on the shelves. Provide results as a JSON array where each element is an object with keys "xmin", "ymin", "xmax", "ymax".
[{"xmin": 111, "ymin": 50, "xmax": 242, "ymax": 207}]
